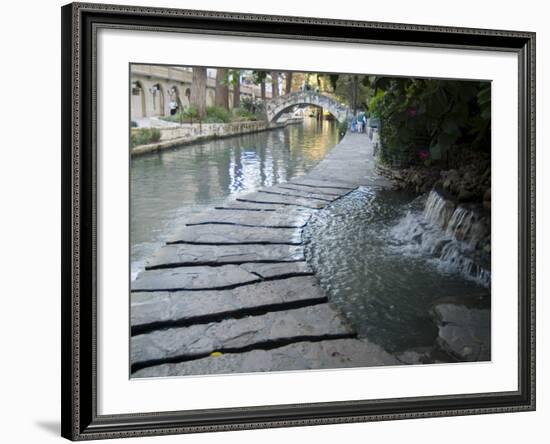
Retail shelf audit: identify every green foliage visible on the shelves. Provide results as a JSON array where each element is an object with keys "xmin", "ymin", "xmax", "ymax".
[
  {"xmin": 240, "ymin": 96, "xmax": 265, "ymax": 116},
  {"xmin": 252, "ymin": 70, "xmax": 267, "ymax": 84},
  {"xmin": 160, "ymin": 105, "xmax": 199, "ymax": 123},
  {"xmin": 369, "ymin": 77, "xmax": 491, "ymax": 167},
  {"xmin": 160, "ymin": 102, "xmax": 262, "ymax": 125},
  {"xmin": 205, "ymin": 106, "xmax": 232, "ymax": 123},
  {"xmin": 130, "ymin": 128, "xmax": 161, "ymax": 148},
  {"xmin": 130, "ymin": 120, "xmax": 138, "ymax": 128},
  {"xmin": 338, "ymin": 119, "xmax": 348, "ymax": 135},
  {"xmin": 182, "ymin": 104, "xmax": 199, "ymax": 120},
  {"xmin": 328, "ymin": 74, "xmax": 339, "ymax": 91},
  {"xmin": 333, "ymin": 74, "xmax": 373, "ymax": 113},
  {"xmin": 232, "ymin": 107, "xmax": 257, "ymax": 122}
]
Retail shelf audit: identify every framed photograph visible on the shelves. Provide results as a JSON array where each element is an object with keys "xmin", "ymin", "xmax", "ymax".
[{"xmin": 61, "ymin": 2, "xmax": 535, "ymax": 440}]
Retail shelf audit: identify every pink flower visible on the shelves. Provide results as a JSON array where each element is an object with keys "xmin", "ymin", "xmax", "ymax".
[
  {"xmin": 418, "ymin": 150, "xmax": 429, "ymax": 160},
  {"xmin": 407, "ymin": 106, "xmax": 418, "ymax": 117}
]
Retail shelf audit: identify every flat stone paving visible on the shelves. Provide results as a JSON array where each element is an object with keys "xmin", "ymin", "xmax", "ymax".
[
  {"xmin": 184, "ymin": 208, "xmax": 312, "ymax": 228},
  {"xmin": 132, "ymin": 276, "xmax": 326, "ymax": 331},
  {"xmin": 131, "ymin": 304, "xmax": 355, "ymax": 366},
  {"xmin": 146, "ymin": 243, "xmax": 305, "ymax": 269},
  {"xmin": 167, "ymin": 224, "xmax": 303, "ymax": 245},
  {"xmin": 131, "ymin": 133, "xmax": 397, "ymax": 376},
  {"xmin": 133, "ymin": 338, "xmax": 400, "ymax": 377}
]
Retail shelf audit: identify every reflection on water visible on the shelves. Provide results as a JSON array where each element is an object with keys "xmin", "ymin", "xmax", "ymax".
[
  {"xmin": 303, "ymin": 187, "xmax": 487, "ymax": 353},
  {"xmin": 130, "ymin": 119, "xmax": 339, "ymax": 278}
]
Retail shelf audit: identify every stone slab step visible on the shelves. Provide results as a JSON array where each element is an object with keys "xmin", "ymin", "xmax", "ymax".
[
  {"xmin": 289, "ymin": 178, "xmax": 356, "ymax": 190},
  {"xmin": 131, "ymin": 276, "xmax": 325, "ymax": 331},
  {"xmin": 257, "ymin": 186, "xmax": 338, "ymax": 202},
  {"xmin": 131, "ymin": 303, "xmax": 355, "ymax": 366},
  {"xmin": 237, "ymin": 192, "xmax": 328, "ymax": 209},
  {"xmin": 275, "ymin": 183, "xmax": 350, "ymax": 197},
  {"xmin": 132, "ymin": 264, "xmax": 260, "ymax": 291},
  {"xmin": 167, "ymin": 224, "xmax": 303, "ymax": 245},
  {"xmin": 146, "ymin": 244, "xmax": 305, "ymax": 269},
  {"xmin": 215, "ymin": 200, "xmax": 291, "ymax": 211},
  {"xmin": 132, "ymin": 261, "xmax": 313, "ymax": 292},
  {"xmin": 133, "ymin": 338, "xmax": 399, "ymax": 377},
  {"xmin": 184, "ymin": 208, "xmax": 311, "ymax": 228},
  {"xmin": 241, "ymin": 261, "xmax": 313, "ymax": 279}
]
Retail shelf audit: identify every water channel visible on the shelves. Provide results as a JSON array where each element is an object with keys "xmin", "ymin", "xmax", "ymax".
[{"xmin": 130, "ymin": 118, "xmax": 340, "ymax": 279}]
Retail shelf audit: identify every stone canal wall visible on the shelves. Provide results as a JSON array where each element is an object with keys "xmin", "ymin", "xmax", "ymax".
[
  {"xmin": 131, "ymin": 118, "xmax": 303, "ymax": 156},
  {"xmin": 130, "ymin": 133, "xmax": 395, "ymax": 377}
]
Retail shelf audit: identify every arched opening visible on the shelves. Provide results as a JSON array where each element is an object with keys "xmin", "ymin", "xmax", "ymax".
[
  {"xmin": 272, "ymin": 103, "xmax": 339, "ymax": 124},
  {"xmin": 149, "ymin": 83, "xmax": 165, "ymax": 116},
  {"xmin": 131, "ymin": 81, "xmax": 146, "ymax": 119},
  {"xmin": 266, "ymin": 92, "xmax": 350, "ymax": 125}
]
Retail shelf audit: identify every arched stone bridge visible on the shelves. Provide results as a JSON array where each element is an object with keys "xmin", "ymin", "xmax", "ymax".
[{"xmin": 265, "ymin": 91, "xmax": 350, "ymax": 124}]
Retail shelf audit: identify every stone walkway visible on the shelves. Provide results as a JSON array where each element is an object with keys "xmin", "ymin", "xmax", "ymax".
[{"xmin": 131, "ymin": 133, "xmax": 397, "ymax": 377}]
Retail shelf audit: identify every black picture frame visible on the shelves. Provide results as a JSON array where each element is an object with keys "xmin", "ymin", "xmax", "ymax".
[{"xmin": 61, "ymin": 2, "xmax": 536, "ymax": 440}]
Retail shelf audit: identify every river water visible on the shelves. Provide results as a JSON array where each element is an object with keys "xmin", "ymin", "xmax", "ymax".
[
  {"xmin": 130, "ymin": 119, "xmax": 340, "ymax": 278},
  {"xmin": 303, "ymin": 187, "xmax": 488, "ymax": 354}
]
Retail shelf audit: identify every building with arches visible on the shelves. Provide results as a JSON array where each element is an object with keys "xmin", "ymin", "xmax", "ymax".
[{"xmin": 130, "ymin": 65, "xmax": 269, "ymax": 119}]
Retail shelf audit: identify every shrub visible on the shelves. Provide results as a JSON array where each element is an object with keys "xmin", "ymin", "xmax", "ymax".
[
  {"xmin": 130, "ymin": 128, "xmax": 161, "ymax": 148},
  {"xmin": 232, "ymin": 107, "xmax": 257, "ymax": 122},
  {"xmin": 369, "ymin": 78, "xmax": 491, "ymax": 167},
  {"xmin": 240, "ymin": 96, "xmax": 265, "ymax": 116},
  {"xmin": 205, "ymin": 106, "xmax": 231, "ymax": 123},
  {"xmin": 130, "ymin": 120, "xmax": 138, "ymax": 128},
  {"xmin": 182, "ymin": 105, "xmax": 199, "ymax": 121},
  {"xmin": 160, "ymin": 105, "xmax": 200, "ymax": 123}
]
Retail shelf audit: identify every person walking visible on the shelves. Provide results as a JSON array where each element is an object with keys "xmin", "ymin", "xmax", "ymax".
[{"xmin": 356, "ymin": 113, "xmax": 364, "ymax": 133}]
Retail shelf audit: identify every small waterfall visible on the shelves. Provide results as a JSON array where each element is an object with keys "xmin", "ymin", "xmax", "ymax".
[{"xmin": 391, "ymin": 189, "xmax": 490, "ymax": 287}]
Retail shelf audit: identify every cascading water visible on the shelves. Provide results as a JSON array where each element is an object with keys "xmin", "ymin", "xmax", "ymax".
[
  {"xmin": 390, "ymin": 189, "xmax": 491, "ymax": 287},
  {"xmin": 303, "ymin": 186, "xmax": 489, "ymax": 355}
]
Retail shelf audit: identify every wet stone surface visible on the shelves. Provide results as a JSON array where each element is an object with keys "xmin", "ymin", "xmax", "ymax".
[
  {"xmin": 132, "ymin": 265, "xmax": 260, "ymax": 291},
  {"xmin": 215, "ymin": 200, "xmax": 293, "ymax": 211},
  {"xmin": 131, "ymin": 304, "xmax": 355, "ymax": 365},
  {"xmin": 432, "ymin": 303, "xmax": 491, "ymax": 361},
  {"xmin": 257, "ymin": 186, "xmax": 339, "ymax": 202},
  {"xmin": 131, "ymin": 276, "xmax": 326, "ymax": 330},
  {"xmin": 167, "ymin": 224, "xmax": 303, "ymax": 245},
  {"xmin": 289, "ymin": 178, "xmax": 356, "ymax": 190},
  {"xmin": 133, "ymin": 338, "xmax": 400, "ymax": 377},
  {"xmin": 275, "ymin": 183, "xmax": 351, "ymax": 197},
  {"xmin": 236, "ymin": 192, "xmax": 328, "ymax": 209},
  {"xmin": 184, "ymin": 208, "xmax": 311, "ymax": 228},
  {"xmin": 146, "ymin": 243, "xmax": 305, "ymax": 269},
  {"xmin": 241, "ymin": 261, "xmax": 313, "ymax": 279}
]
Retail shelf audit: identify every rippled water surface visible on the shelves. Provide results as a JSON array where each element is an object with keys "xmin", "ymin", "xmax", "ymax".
[
  {"xmin": 303, "ymin": 187, "xmax": 487, "ymax": 353},
  {"xmin": 131, "ymin": 119, "xmax": 339, "ymax": 278}
]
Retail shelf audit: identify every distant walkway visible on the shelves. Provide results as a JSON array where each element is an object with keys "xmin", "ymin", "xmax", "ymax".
[
  {"xmin": 133, "ymin": 117, "xmax": 180, "ymax": 128},
  {"xmin": 131, "ymin": 132, "xmax": 395, "ymax": 377}
]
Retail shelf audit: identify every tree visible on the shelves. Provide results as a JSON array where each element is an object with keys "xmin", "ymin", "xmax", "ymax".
[
  {"xmin": 253, "ymin": 70, "xmax": 268, "ymax": 101},
  {"xmin": 333, "ymin": 74, "xmax": 371, "ymax": 114},
  {"xmin": 271, "ymin": 71, "xmax": 279, "ymax": 98},
  {"xmin": 215, "ymin": 68, "xmax": 229, "ymax": 110},
  {"xmin": 230, "ymin": 69, "xmax": 241, "ymax": 108},
  {"xmin": 285, "ymin": 72, "xmax": 293, "ymax": 94},
  {"xmin": 190, "ymin": 67, "xmax": 207, "ymax": 118}
]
